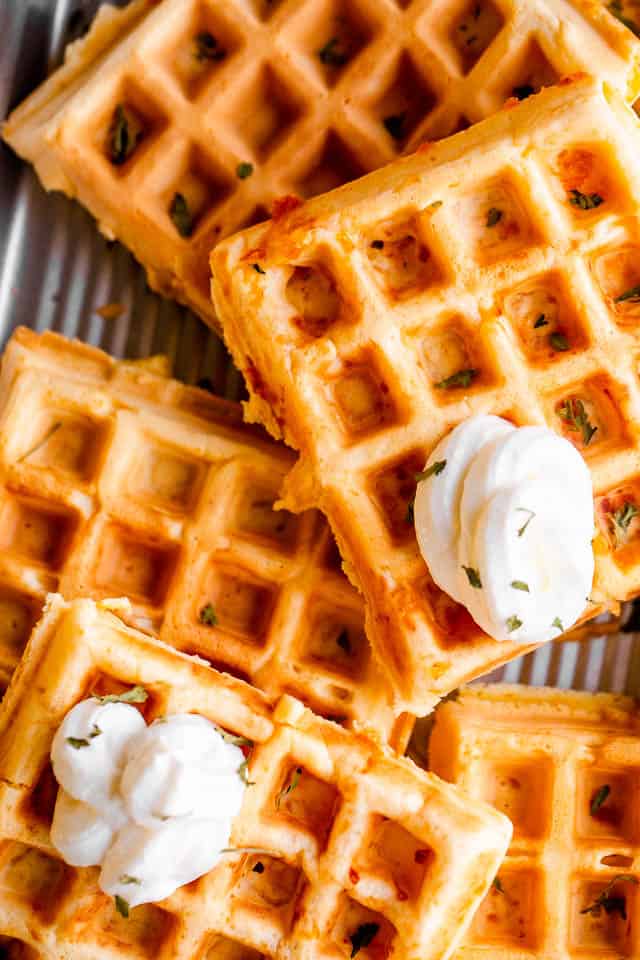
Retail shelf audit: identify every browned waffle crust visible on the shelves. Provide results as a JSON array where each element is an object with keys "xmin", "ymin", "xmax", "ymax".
[
  {"xmin": 0, "ymin": 596, "xmax": 511, "ymax": 960},
  {"xmin": 430, "ymin": 684, "xmax": 640, "ymax": 959},
  {"xmin": 211, "ymin": 76, "xmax": 640, "ymax": 714},
  {"xmin": 0, "ymin": 327, "xmax": 414, "ymax": 746},
  {"xmin": 2, "ymin": 0, "xmax": 639, "ymax": 326}
]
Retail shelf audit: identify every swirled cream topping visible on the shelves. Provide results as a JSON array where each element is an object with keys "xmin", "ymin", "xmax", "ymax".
[
  {"xmin": 50, "ymin": 696, "xmax": 247, "ymax": 912},
  {"xmin": 414, "ymin": 415, "xmax": 594, "ymax": 643}
]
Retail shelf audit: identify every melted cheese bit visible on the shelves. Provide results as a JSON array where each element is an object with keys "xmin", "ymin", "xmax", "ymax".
[{"xmin": 414, "ymin": 415, "xmax": 594, "ymax": 643}]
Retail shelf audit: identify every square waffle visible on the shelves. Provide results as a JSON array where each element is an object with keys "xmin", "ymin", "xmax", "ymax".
[
  {"xmin": 3, "ymin": 0, "xmax": 640, "ymax": 328},
  {"xmin": 429, "ymin": 684, "xmax": 640, "ymax": 959},
  {"xmin": 211, "ymin": 75, "xmax": 640, "ymax": 714},
  {"xmin": 0, "ymin": 327, "xmax": 415, "ymax": 747},
  {"xmin": 0, "ymin": 595, "xmax": 512, "ymax": 960}
]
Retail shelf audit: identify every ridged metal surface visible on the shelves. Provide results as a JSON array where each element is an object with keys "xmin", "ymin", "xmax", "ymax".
[{"xmin": 2, "ymin": 0, "xmax": 640, "ymax": 701}]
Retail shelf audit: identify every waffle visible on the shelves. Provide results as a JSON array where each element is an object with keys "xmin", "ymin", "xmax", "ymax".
[
  {"xmin": 429, "ymin": 684, "xmax": 640, "ymax": 960},
  {"xmin": 0, "ymin": 595, "xmax": 512, "ymax": 960},
  {"xmin": 211, "ymin": 75, "xmax": 640, "ymax": 714},
  {"xmin": 3, "ymin": 0, "xmax": 640, "ymax": 329},
  {"xmin": 0, "ymin": 327, "xmax": 417, "ymax": 748}
]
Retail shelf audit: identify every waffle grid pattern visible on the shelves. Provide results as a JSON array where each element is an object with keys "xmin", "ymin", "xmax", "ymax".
[
  {"xmin": 0, "ymin": 328, "xmax": 413, "ymax": 745},
  {"xmin": 211, "ymin": 77, "xmax": 640, "ymax": 713},
  {"xmin": 3, "ymin": 0, "xmax": 639, "ymax": 326},
  {"xmin": 430, "ymin": 684, "xmax": 640, "ymax": 959},
  {"xmin": 0, "ymin": 597, "xmax": 510, "ymax": 960}
]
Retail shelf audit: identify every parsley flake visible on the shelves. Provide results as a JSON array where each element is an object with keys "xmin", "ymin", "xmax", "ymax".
[
  {"xmin": 507, "ymin": 615, "xmax": 522, "ymax": 632},
  {"xmin": 492, "ymin": 876, "xmax": 506, "ymax": 894},
  {"xmin": 318, "ymin": 36, "xmax": 348, "ymax": 66},
  {"xmin": 511, "ymin": 580, "xmax": 529, "ymax": 592},
  {"xmin": 93, "ymin": 686, "xmax": 148, "ymax": 705},
  {"xmin": 66, "ymin": 737, "xmax": 90, "ymax": 750},
  {"xmin": 199, "ymin": 603, "xmax": 218, "ymax": 626},
  {"xmin": 486, "ymin": 207, "xmax": 502, "ymax": 228},
  {"xmin": 590, "ymin": 783, "xmax": 611, "ymax": 815},
  {"xmin": 237, "ymin": 162, "xmax": 254, "ymax": 180},
  {"xmin": 415, "ymin": 460, "xmax": 447, "ymax": 482},
  {"xmin": 613, "ymin": 501, "xmax": 640, "ymax": 541},
  {"xmin": 350, "ymin": 922, "xmax": 380, "ymax": 957},
  {"xmin": 462, "ymin": 565, "xmax": 482, "ymax": 589},
  {"xmin": 252, "ymin": 263, "xmax": 266, "ymax": 274},
  {"xmin": 568, "ymin": 189, "xmax": 604, "ymax": 210},
  {"xmin": 115, "ymin": 895, "xmax": 130, "ymax": 918},
  {"xmin": 534, "ymin": 314, "xmax": 549, "ymax": 328},
  {"xmin": 516, "ymin": 508, "xmax": 536, "ymax": 537},
  {"xmin": 194, "ymin": 32, "xmax": 227, "ymax": 61},
  {"xmin": 120, "ymin": 875, "xmax": 141, "ymax": 885},
  {"xmin": 275, "ymin": 766, "xmax": 302, "ymax": 810},
  {"xmin": 552, "ymin": 616, "xmax": 564, "ymax": 631},
  {"xmin": 435, "ymin": 368, "xmax": 478, "ymax": 390},
  {"xmin": 169, "ymin": 193, "xmax": 194, "ymax": 238},
  {"xmin": 558, "ymin": 398, "xmax": 597, "ymax": 446},
  {"xmin": 238, "ymin": 757, "xmax": 255, "ymax": 786},
  {"xmin": 580, "ymin": 875, "xmax": 638, "ymax": 920},
  {"xmin": 107, "ymin": 105, "xmax": 141, "ymax": 166},
  {"xmin": 383, "ymin": 113, "xmax": 406, "ymax": 140},
  {"xmin": 614, "ymin": 284, "xmax": 640, "ymax": 304},
  {"xmin": 550, "ymin": 332, "xmax": 569, "ymax": 352}
]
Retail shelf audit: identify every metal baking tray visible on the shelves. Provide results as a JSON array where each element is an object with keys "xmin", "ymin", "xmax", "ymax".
[{"xmin": 2, "ymin": 0, "xmax": 640, "ymax": 703}]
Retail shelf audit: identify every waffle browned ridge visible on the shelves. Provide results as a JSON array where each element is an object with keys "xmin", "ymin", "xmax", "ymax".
[
  {"xmin": 0, "ymin": 596, "xmax": 511, "ymax": 960},
  {"xmin": 430, "ymin": 684, "xmax": 640, "ymax": 959},
  {"xmin": 211, "ymin": 76, "xmax": 640, "ymax": 713},
  {"xmin": 0, "ymin": 327, "xmax": 415, "ymax": 747},
  {"xmin": 2, "ymin": 0, "xmax": 640, "ymax": 328}
]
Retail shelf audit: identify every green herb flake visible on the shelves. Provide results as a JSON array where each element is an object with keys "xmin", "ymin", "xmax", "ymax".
[
  {"xmin": 415, "ymin": 460, "xmax": 447, "ymax": 482},
  {"xmin": 169, "ymin": 193, "xmax": 194, "ymax": 238},
  {"xmin": 66, "ymin": 737, "xmax": 90, "ymax": 750},
  {"xmin": 549, "ymin": 332, "xmax": 569, "ymax": 352},
  {"xmin": 115, "ymin": 895, "xmax": 130, "ymax": 918},
  {"xmin": 383, "ymin": 113, "xmax": 406, "ymax": 140},
  {"xmin": 238, "ymin": 757, "xmax": 255, "ymax": 786},
  {"xmin": 435, "ymin": 368, "xmax": 478, "ymax": 390},
  {"xmin": 119, "ymin": 875, "xmax": 141, "ymax": 885},
  {"xmin": 552, "ymin": 616, "xmax": 564, "ymax": 632},
  {"xmin": 199, "ymin": 603, "xmax": 218, "ymax": 626},
  {"xmin": 486, "ymin": 207, "xmax": 503, "ymax": 228},
  {"xmin": 511, "ymin": 580, "xmax": 529, "ymax": 592},
  {"xmin": 350, "ymin": 922, "xmax": 380, "ymax": 958},
  {"xmin": 236, "ymin": 162, "xmax": 254, "ymax": 180},
  {"xmin": 613, "ymin": 501, "xmax": 640, "ymax": 541},
  {"xmin": 568, "ymin": 189, "xmax": 604, "ymax": 210},
  {"xmin": 512, "ymin": 84, "xmax": 535, "ymax": 100},
  {"xmin": 318, "ymin": 36, "xmax": 348, "ymax": 66},
  {"xmin": 275, "ymin": 766, "xmax": 302, "ymax": 810},
  {"xmin": 590, "ymin": 783, "xmax": 611, "ymax": 816},
  {"xmin": 194, "ymin": 31, "xmax": 227, "ymax": 61},
  {"xmin": 558, "ymin": 398, "xmax": 597, "ymax": 446},
  {"xmin": 614, "ymin": 284, "xmax": 640, "ymax": 304},
  {"xmin": 107, "ymin": 105, "xmax": 140, "ymax": 167},
  {"xmin": 507, "ymin": 615, "xmax": 522, "ymax": 632},
  {"xmin": 580, "ymin": 874, "xmax": 638, "ymax": 920},
  {"xmin": 492, "ymin": 876, "xmax": 506, "ymax": 894},
  {"xmin": 534, "ymin": 314, "xmax": 549, "ymax": 328},
  {"xmin": 462, "ymin": 565, "xmax": 482, "ymax": 589},
  {"xmin": 93, "ymin": 685, "xmax": 148, "ymax": 705},
  {"xmin": 252, "ymin": 263, "xmax": 266, "ymax": 274},
  {"xmin": 516, "ymin": 508, "xmax": 536, "ymax": 537}
]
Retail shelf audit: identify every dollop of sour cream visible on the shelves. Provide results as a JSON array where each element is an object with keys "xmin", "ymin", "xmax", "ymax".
[
  {"xmin": 50, "ymin": 699, "xmax": 247, "ymax": 910},
  {"xmin": 414, "ymin": 415, "xmax": 594, "ymax": 644}
]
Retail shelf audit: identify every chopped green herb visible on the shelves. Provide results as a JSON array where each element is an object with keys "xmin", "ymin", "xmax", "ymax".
[
  {"xmin": 199, "ymin": 603, "xmax": 218, "ymax": 626},
  {"xmin": 370, "ymin": 239, "xmax": 384, "ymax": 249},
  {"xmin": 511, "ymin": 580, "xmax": 529, "ymax": 592},
  {"xmin": 580, "ymin": 875, "xmax": 638, "ymax": 920},
  {"xmin": 507, "ymin": 615, "xmax": 522, "ymax": 632},
  {"xmin": 169, "ymin": 193, "xmax": 194, "ymax": 238},
  {"xmin": 568, "ymin": 189, "xmax": 604, "ymax": 210},
  {"xmin": 93, "ymin": 686, "xmax": 148, "ymax": 705},
  {"xmin": 194, "ymin": 31, "xmax": 227, "ymax": 61},
  {"xmin": 435, "ymin": 368, "xmax": 478, "ymax": 390},
  {"xmin": 406, "ymin": 499, "xmax": 415, "ymax": 524},
  {"xmin": 549, "ymin": 332, "xmax": 569, "ymax": 352},
  {"xmin": 318, "ymin": 36, "xmax": 348, "ymax": 66},
  {"xmin": 237, "ymin": 162, "xmax": 254, "ymax": 180},
  {"xmin": 275, "ymin": 766, "xmax": 302, "ymax": 810},
  {"xmin": 613, "ymin": 501, "xmax": 640, "ymax": 540},
  {"xmin": 383, "ymin": 113, "xmax": 406, "ymax": 140},
  {"xmin": 516, "ymin": 508, "xmax": 536, "ymax": 537},
  {"xmin": 350, "ymin": 922, "xmax": 380, "ymax": 957},
  {"xmin": 212, "ymin": 725, "xmax": 253, "ymax": 749},
  {"xmin": 429, "ymin": 200, "xmax": 443, "ymax": 210},
  {"xmin": 108, "ymin": 105, "xmax": 141, "ymax": 166},
  {"xmin": 558, "ymin": 398, "xmax": 597, "ymax": 446},
  {"xmin": 336, "ymin": 629, "xmax": 351, "ymax": 654},
  {"xmin": 486, "ymin": 207, "xmax": 502, "ymax": 228},
  {"xmin": 512, "ymin": 84, "xmax": 535, "ymax": 100},
  {"xmin": 252, "ymin": 861, "xmax": 265, "ymax": 873},
  {"xmin": 119, "ymin": 875, "xmax": 141, "ymax": 885},
  {"xmin": 492, "ymin": 876, "xmax": 506, "ymax": 894},
  {"xmin": 238, "ymin": 757, "xmax": 255, "ymax": 786},
  {"xmin": 66, "ymin": 737, "xmax": 90, "ymax": 750},
  {"xmin": 552, "ymin": 616, "xmax": 563, "ymax": 631},
  {"xmin": 415, "ymin": 460, "xmax": 447, "ymax": 482},
  {"xmin": 590, "ymin": 783, "xmax": 611, "ymax": 815},
  {"xmin": 252, "ymin": 263, "xmax": 266, "ymax": 274},
  {"xmin": 534, "ymin": 314, "xmax": 549, "ymax": 328},
  {"xmin": 18, "ymin": 422, "xmax": 62, "ymax": 462},
  {"xmin": 115, "ymin": 895, "xmax": 130, "ymax": 918},
  {"xmin": 462, "ymin": 566, "xmax": 482, "ymax": 589},
  {"xmin": 614, "ymin": 284, "xmax": 640, "ymax": 303}
]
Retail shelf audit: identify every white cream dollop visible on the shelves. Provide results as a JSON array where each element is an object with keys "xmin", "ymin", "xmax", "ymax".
[
  {"xmin": 50, "ymin": 700, "xmax": 247, "ymax": 910},
  {"xmin": 414, "ymin": 415, "xmax": 594, "ymax": 644}
]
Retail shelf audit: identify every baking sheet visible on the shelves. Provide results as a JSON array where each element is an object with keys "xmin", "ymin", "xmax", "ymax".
[{"xmin": 2, "ymin": 0, "xmax": 640, "ymax": 702}]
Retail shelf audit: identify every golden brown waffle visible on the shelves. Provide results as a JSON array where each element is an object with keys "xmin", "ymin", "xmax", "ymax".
[
  {"xmin": 0, "ymin": 327, "xmax": 415, "ymax": 747},
  {"xmin": 430, "ymin": 684, "xmax": 640, "ymax": 960},
  {"xmin": 0, "ymin": 595, "xmax": 512, "ymax": 960},
  {"xmin": 211, "ymin": 75, "xmax": 640, "ymax": 714},
  {"xmin": 3, "ymin": 0, "xmax": 640, "ymax": 328}
]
